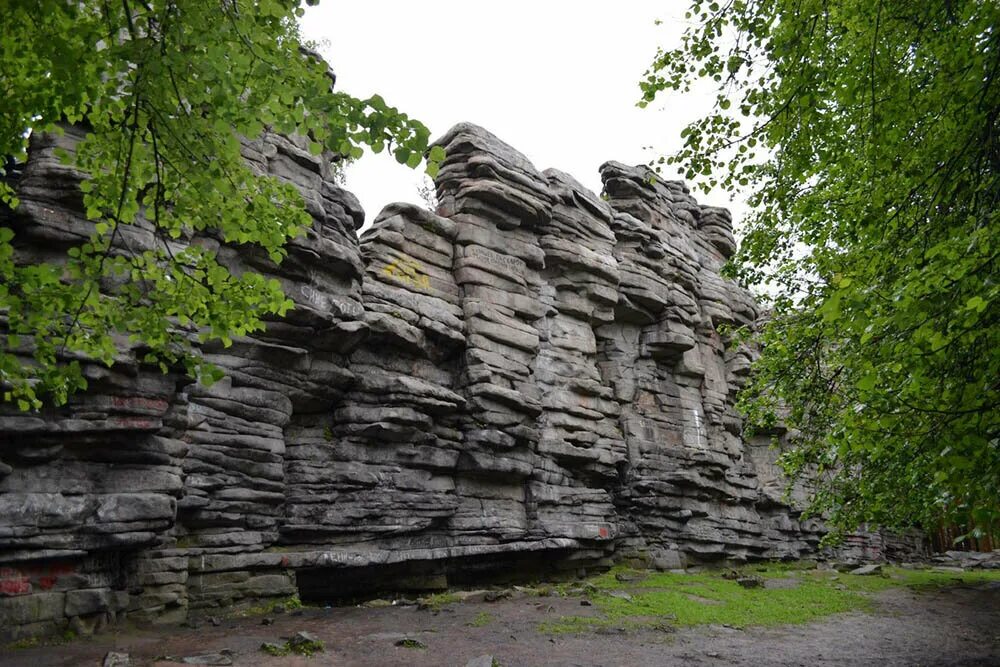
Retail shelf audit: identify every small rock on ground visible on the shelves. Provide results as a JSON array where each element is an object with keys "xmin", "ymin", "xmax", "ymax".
[
  {"xmin": 102, "ymin": 652, "xmax": 131, "ymax": 667},
  {"xmin": 484, "ymin": 589, "xmax": 513, "ymax": 602},
  {"xmin": 289, "ymin": 631, "xmax": 321, "ymax": 647},
  {"xmin": 178, "ymin": 652, "xmax": 233, "ymax": 666},
  {"xmin": 465, "ymin": 655, "xmax": 496, "ymax": 667}
]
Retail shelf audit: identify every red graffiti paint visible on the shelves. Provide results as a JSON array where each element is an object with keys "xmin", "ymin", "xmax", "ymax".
[
  {"xmin": 0, "ymin": 577, "xmax": 30, "ymax": 596},
  {"xmin": 0, "ymin": 562, "xmax": 77, "ymax": 596},
  {"xmin": 598, "ymin": 526, "xmax": 610, "ymax": 538},
  {"xmin": 111, "ymin": 396, "xmax": 168, "ymax": 412},
  {"xmin": 108, "ymin": 416, "xmax": 158, "ymax": 429}
]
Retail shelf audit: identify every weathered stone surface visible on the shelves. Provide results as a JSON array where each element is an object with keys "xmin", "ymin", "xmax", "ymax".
[
  {"xmin": 0, "ymin": 121, "xmax": 918, "ymax": 639},
  {"xmin": 932, "ymin": 549, "xmax": 1000, "ymax": 570}
]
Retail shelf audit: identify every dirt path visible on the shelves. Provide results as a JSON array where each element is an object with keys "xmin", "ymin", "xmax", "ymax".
[{"xmin": 3, "ymin": 582, "xmax": 998, "ymax": 667}]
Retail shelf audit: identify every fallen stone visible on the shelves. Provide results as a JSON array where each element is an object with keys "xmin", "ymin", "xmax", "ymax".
[
  {"xmin": 179, "ymin": 652, "xmax": 233, "ymax": 666},
  {"xmin": 465, "ymin": 655, "xmax": 497, "ymax": 667},
  {"xmin": 484, "ymin": 589, "xmax": 513, "ymax": 602},
  {"xmin": 260, "ymin": 642, "xmax": 286, "ymax": 655},
  {"xmin": 851, "ymin": 564, "xmax": 883, "ymax": 576},
  {"xmin": 364, "ymin": 598, "xmax": 395, "ymax": 608},
  {"xmin": 272, "ymin": 631, "xmax": 325, "ymax": 656},
  {"xmin": 103, "ymin": 652, "xmax": 132, "ymax": 667},
  {"xmin": 290, "ymin": 631, "xmax": 321, "ymax": 645}
]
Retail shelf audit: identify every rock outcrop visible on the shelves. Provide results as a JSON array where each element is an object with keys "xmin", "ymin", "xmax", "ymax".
[{"xmin": 0, "ymin": 122, "xmax": 837, "ymax": 639}]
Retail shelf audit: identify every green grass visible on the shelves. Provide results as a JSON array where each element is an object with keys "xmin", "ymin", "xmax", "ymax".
[
  {"xmin": 4, "ymin": 637, "xmax": 40, "ymax": 650},
  {"xmin": 539, "ymin": 564, "xmax": 1000, "ymax": 634},
  {"xmin": 467, "ymin": 611, "xmax": 494, "ymax": 627},
  {"xmin": 232, "ymin": 594, "xmax": 303, "ymax": 618},
  {"xmin": 260, "ymin": 635, "xmax": 325, "ymax": 657},
  {"xmin": 4, "ymin": 627, "xmax": 88, "ymax": 651},
  {"xmin": 866, "ymin": 567, "xmax": 1000, "ymax": 591},
  {"xmin": 418, "ymin": 591, "xmax": 461, "ymax": 610},
  {"xmin": 539, "ymin": 615, "xmax": 620, "ymax": 634}
]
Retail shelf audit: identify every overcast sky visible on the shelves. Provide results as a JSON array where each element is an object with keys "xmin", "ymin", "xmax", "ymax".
[{"xmin": 300, "ymin": 1, "xmax": 742, "ymax": 229}]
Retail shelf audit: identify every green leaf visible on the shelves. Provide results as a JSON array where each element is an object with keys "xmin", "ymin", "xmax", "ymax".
[
  {"xmin": 966, "ymin": 296, "xmax": 987, "ymax": 313},
  {"xmin": 0, "ymin": 0, "xmax": 432, "ymax": 414},
  {"xmin": 428, "ymin": 145, "xmax": 446, "ymax": 162},
  {"xmin": 641, "ymin": 0, "xmax": 1000, "ymax": 536}
]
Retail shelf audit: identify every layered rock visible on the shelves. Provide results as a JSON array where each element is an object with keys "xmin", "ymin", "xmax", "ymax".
[
  {"xmin": 1, "ymin": 122, "xmax": 850, "ymax": 640},
  {"xmin": 0, "ymin": 126, "xmax": 366, "ymax": 632},
  {"xmin": 596, "ymin": 162, "xmax": 823, "ymax": 563}
]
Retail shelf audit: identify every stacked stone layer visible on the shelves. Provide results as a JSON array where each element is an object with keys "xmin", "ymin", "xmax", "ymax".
[{"xmin": 1, "ymin": 122, "xmax": 864, "ymax": 639}]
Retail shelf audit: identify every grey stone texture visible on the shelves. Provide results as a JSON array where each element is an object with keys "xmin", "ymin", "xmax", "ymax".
[{"xmin": 0, "ymin": 122, "xmax": 888, "ymax": 639}]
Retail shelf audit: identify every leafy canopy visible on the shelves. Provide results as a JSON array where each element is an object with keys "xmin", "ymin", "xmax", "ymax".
[
  {"xmin": 0, "ymin": 0, "xmax": 442, "ymax": 411},
  {"xmin": 643, "ymin": 0, "xmax": 999, "ymax": 538}
]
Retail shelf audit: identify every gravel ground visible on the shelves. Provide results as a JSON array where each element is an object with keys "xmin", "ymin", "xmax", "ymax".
[{"xmin": 2, "ymin": 581, "xmax": 998, "ymax": 667}]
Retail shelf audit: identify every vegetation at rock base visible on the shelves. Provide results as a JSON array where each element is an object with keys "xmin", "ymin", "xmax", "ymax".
[
  {"xmin": 261, "ymin": 633, "xmax": 325, "ymax": 657},
  {"xmin": 539, "ymin": 564, "xmax": 1000, "ymax": 634},
  {"xmin": 642, "ymin": 0, "xmax": 1000, "ymax": 539},
  {"xmin": 4, "ymin": 637, "xmax": 39, "ymax": 650},
  {"xmin": 467, "ymin": 611, "xmax": 494, "ymax": 627},
  {"xmin": 418, "ymin": 591, "xmax": 462, "ymax": 611},
  {"xmin": 0, "ymin": 0, "xmax": 441, "ymax": 410},
  {"xmin": 233, "ymin": 594, "xmax": 304, "ymax": 618}
]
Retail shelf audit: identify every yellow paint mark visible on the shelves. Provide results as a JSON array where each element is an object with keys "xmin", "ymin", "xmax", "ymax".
[{"xmin": 383, "ymin": 257, "xmax": 431, "ymax": 290}]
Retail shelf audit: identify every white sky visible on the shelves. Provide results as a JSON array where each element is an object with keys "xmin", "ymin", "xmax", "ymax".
[{"xmin": 300, "ymin": 1, "xmax": 744, "ymax": 229}]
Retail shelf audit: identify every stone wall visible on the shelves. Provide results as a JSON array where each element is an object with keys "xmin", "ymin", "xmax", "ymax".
[{"xmin": 0, "ymin": 122, "xmax": 831, "ymax": 640}]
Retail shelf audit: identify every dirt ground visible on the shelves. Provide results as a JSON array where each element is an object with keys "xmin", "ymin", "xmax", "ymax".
[{"xmin": 3, "ymin": 582, "xmax": 998, "ymax": 667}]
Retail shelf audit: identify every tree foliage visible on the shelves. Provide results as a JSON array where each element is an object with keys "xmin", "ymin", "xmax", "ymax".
[
  {"xmin": 0, "ymin": 0, "xmax": 440, "ymax": 410},
  {"xmin": 644, "ymin": 0, "xmax": 999, "ymax": 538}
]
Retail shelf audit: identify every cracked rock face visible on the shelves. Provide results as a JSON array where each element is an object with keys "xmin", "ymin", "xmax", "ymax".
[{"xmin": 0, "ymin": 122, "xmax": 853, "ymax": 639}]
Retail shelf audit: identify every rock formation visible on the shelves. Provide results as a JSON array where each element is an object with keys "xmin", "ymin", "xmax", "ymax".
[{"xmin": 0, "ymin": 122, "xmax": 844, "ymax": 639}]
